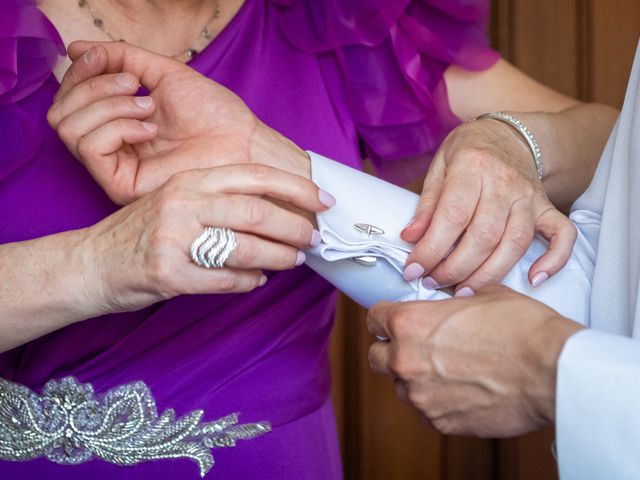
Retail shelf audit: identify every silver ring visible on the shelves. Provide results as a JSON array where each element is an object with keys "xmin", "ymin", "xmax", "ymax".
[{"xmin": 190, "ymin": 227, "xmax": 237, "ymax": 268}]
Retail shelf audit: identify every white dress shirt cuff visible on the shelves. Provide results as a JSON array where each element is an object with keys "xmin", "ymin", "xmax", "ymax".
[
  {"xmin": 557, "ymin": 329, "xmax": 640, "ymax": 479},
  {"xmin": 304, "ymin": 151, "xmax": 594, "ymax": 324}
]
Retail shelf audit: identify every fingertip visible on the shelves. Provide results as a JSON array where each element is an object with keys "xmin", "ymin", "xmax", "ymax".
[
  {"xmin": 318, "ymin": 189, "xmax": 336, "ymax": 209},
  {"xmin": 531, "ymin": 271, "xmax": 550, "ymax": 288}
]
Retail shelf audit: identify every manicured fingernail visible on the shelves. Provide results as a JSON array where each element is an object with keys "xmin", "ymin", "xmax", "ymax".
[
  {"xmin": 422, "ymin": 276, "xmax": 440, "ymax": 290},
  {"xmin": 84, "ymin": 47, "xmax": 97, "ymax": 65},
  {"xmin": 376, "ymin": 335, "xmax": 390, "ymax": 342},
  {"xmin": 403, "ymin": 262, "xmax": 425, "ymax": 282},
  {"xmin": 134, "ymin": 96, "xmax": 153, "ymax": 109},
  {"xmin": 116, "ymin": 73, "xmax": 134, "ymax": 89},
  {"xmin": 404, "ymin": 217, "xmax": 416, "ymax": 229},
  {"xmin": 259, "ymin": 275, "xmax": 268, "ymax": 287},
  {"xmin": 141, "ymin": 121, "xmax": 156, "ymax": 132},
  {"xmin": 295, "ymin": 251, "xmax": 306, "ymax": 266},
  {"xmin": 318, "ymin": 189, "xmax": 336, "ymax": 208},
  {"xmin": 455, "ymin": 287, "xmax": 475, "ymax": 298},
  {"xmin": 310, "ymin": 229, "xmax": 322, "ymax": 247},
  {"xmin": 531, "ymin": 271, "xmax": 549, "ymax": 288}
]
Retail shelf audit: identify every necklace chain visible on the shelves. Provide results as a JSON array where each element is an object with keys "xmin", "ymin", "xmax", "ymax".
[{"xmin": 78, "ymin": 0, "xmax": 221, "ymax": 62}]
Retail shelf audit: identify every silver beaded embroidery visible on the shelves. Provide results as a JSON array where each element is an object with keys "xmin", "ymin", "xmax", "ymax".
[{"xmin": 0, "ymin": 376, "xmax": 271, "ymax": 477}]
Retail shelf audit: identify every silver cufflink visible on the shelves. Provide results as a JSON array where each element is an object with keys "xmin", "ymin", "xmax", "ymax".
[
  {"xmin": 354, "ymin": 223, "xmax": 384, "ymax": 237},
  {"xmin": 352, "ymin": 223, "xmax": 384, "ymax": 267}
]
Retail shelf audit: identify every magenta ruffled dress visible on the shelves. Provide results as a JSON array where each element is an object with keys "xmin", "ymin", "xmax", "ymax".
[{"xmin": 0, "ymin": 0, "xmax": 498, "ymax": 478}]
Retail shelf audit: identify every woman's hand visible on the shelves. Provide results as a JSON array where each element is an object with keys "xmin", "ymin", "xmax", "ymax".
[
  {"xmin": 401, "ymin": 118, "xmax": 577, "ymax": 293},
  {"xmin": 47, "ymin": 41, "xmax": 309, "ymax": 205},
  {"xmin": 80, "ymin": 164, "xmax": 329, "ymax": 314},
  {"xmin": 367, "ymin": 285, "xmax": 583, "ymax": 438}
]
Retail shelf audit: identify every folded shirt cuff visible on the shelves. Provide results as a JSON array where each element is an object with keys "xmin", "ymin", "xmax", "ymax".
[{"xmin": 304, "ymin": 150, "xmax": 594, "ymax": 322}]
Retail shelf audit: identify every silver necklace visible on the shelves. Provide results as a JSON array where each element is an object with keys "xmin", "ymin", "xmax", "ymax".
[{"xmin": 78, "ymin": 0, "xmax": 221, "ymax": 62}]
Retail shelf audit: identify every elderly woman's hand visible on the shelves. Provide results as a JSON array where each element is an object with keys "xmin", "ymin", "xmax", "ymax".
[
  {"xmin": 401, "ymin": 118, "xmax": 577, "ymax": 293},
  {"xmin": 47, "ymin": 41, "xmax": 309, "ymax": 205},
  {"xmin": 80, "ymin": 164, "xmax": 329, "ymax": 314}
]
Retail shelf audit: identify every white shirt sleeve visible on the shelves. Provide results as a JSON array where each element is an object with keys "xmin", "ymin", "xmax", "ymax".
[
  {"xmin": 305, "ymin": 151, "xmax": 597, "ymax": 325},
  {"xmin": 557, "ymin": 329, "xmax": 640, "ymax": 479}
]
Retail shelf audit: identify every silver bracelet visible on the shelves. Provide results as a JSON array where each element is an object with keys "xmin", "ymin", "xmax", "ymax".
[{"xmin": 471, "ymin": 112, "xmax": 543, "ymax": 180}]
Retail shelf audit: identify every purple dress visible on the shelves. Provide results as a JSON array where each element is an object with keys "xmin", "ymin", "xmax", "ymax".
[{"xmin": 0, "ymin": 0, "xmax": 498, "ymax": 478}]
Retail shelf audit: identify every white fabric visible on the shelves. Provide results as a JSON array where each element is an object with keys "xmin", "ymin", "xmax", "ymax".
[
  {"xmin": 554, "ymin": 43, "xmax": 640, "ymax": 479},
  {"xmin": 305, "ymin": 151, "xmax": 594, "ymax": 324},
  {"xmin": 306, "ymin": 42, "xmax": 640, "ymax": 479}
]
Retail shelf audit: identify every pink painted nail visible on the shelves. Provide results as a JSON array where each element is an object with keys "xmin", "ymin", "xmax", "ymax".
[
  {"xmin": 310, "ymin": 229, "xmax": 322, "ymax": 247},
  {"xmin": 116, "ymin": 73, "xmax": 134, "ymax": 89},
  {"xmin": 318, "ymin": 190, "xmax": 336, "ymax": 208},
  {"xmin": 84, "ymin": 47, "xmax": 97, "ymax": 65},
  {"xmin": 295, "ymin": 251, "xmax": 306, "ymax": 266},
  {"xmin": 259, "ymin": 275, "xmax": 268, "ymax": 287},
  {"xmin": 455, "ymin": 287, "xmax": 475, "ymax": 298},
  {"xmin": 531, "ymin": 271, "xmax": 549, "ymax": 288},
  {"xmin": 404, "ymin": 217, "xmax": 416, "ymax": 229},
  {"xmin": 403, "ymin": 263, "xmax": 425, "ymax": 282},
  {"xmin": 422, "ymin": 276, "xmax": 440, "ymax": 290},
  {"xmin": 134, "ymin": 96, "xmax": 153, "ymax": 109}
]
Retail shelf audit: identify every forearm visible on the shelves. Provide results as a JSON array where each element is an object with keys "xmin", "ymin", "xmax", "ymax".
[
  {"xmin": 506, "ymin": 104, "xmax": 618, "ymax": 211},
  {"xmin": 0, "ymin": 230, "xmax": 99, "ymax": 352}
]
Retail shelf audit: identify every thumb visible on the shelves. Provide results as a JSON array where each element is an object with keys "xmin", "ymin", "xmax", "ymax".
[{"xmin": 67, "ymin": 40, "xmax": 184, "ymax": 91}]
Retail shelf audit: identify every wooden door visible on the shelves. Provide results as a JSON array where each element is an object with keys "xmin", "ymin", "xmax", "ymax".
[{"xmin": 330, "ymin": 1, "xmax": 640, "ymax": 479}]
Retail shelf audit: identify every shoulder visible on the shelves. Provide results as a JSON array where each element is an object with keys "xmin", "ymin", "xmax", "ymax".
[
  {"xmin": 0, "ymin": 0, "xmax": 65, "ymax": 105},
  {"xmin": 268, "ymin": 0, "xmax": 499, "ymax": 184}
]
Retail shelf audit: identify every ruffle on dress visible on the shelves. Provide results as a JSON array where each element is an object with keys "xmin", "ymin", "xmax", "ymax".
[
  {"xmin": 0, "ymin": 0, "xmax": 64, "ymax": 181},
  {"xmin": 271, "ymin": 0, "xmax": 500, "ymax": 183}
]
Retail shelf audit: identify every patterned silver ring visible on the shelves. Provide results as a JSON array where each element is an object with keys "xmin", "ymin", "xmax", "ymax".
[{"xmin": 190, "ymin": 226, "xmax": 237, "ymax": 269}]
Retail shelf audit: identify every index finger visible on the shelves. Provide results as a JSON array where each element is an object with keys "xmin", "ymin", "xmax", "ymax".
[
  {"xmin": 405, "ymin": 173, "xmax": 481, "ymax": 279},
  {"xmin": 58, "ymin": 41, "xmax": 182, "ymax": 100},
  {"xmin": 367, "ymin": 301, "xmax": 396, "ymax": 339}
]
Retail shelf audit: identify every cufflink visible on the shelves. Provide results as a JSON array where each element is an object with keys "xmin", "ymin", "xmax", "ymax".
[
  {"xmin": 352, "ymin": 223, "xmax": 384, "ymax": 267},
  {"xmin": 354, "ymin": 223, "xmax": 384, "ymax": 236}
]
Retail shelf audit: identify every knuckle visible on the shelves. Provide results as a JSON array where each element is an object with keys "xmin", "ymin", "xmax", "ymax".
[
  {"xmin": 233, "ymin": 239, "xmax": 259, "ymax": 266},
  {"xmin": 292, "ymin": 220, "xmax": 312, "ymax": 245},
  {"xmin": 442, "ymin": 202, "xmax": 471, "ymax": 228},
  {"xmin": 244, "ymin": 163, "xmax": 272, "ymax": 183},
  {"xmin": 470, "ymin": 223, "xmax": 502, "ymax": 250},
  {"xmin": 367, "ymin": 344, "xmax": 383, "ymax": 370},
  {"xmin": 495, "ymin": 163, "xmax": 520, "ymax": 185},
  {"xmin": 243, "ymin": 198, "xmax": 267, "ymax": 226},
  {"xmin": 431, "ymin": 417, "xmax": 455, "ymax": 435},
  {"xmin": 46, "ymin": 104, "xmax": 60, "ymax": 128},
  {"xmin": 469, "ymin": 270, "xmax": 500, "ymax": 288},
  {"xmin": 407, "ymin": 388, "xmax": 427, "ymax": 408},
  {"xmin": 434, "ymin": 263, "xmax": 462, "ymax": 286},
  {"xmin": 154, "ymin": 187, "xmax": 187, "ymax": 220},
  {"xmin": 214, "ymin": 271, "xmax": 240, "ymax": 292},
  {"xmin": 76, "ymin": 136, "xmax": 94, "ymax": 160},
  {"xmin": 386, "ymin": 310, "xmax": 411, "ymax": 339},
  {"xmin": 506, "ymin": 224, "xmax": 534, "ymax": 254},
  {"xmin": 56, "ymin": 119, "xmax": 75, "ymax": 142},
  {"xmin": 113, "ymin": 118, "xmax": 129, "ymax": 133},
  {"xmin": 388, "ymin": 351, "xmax": 413, "ymax": 379}
]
